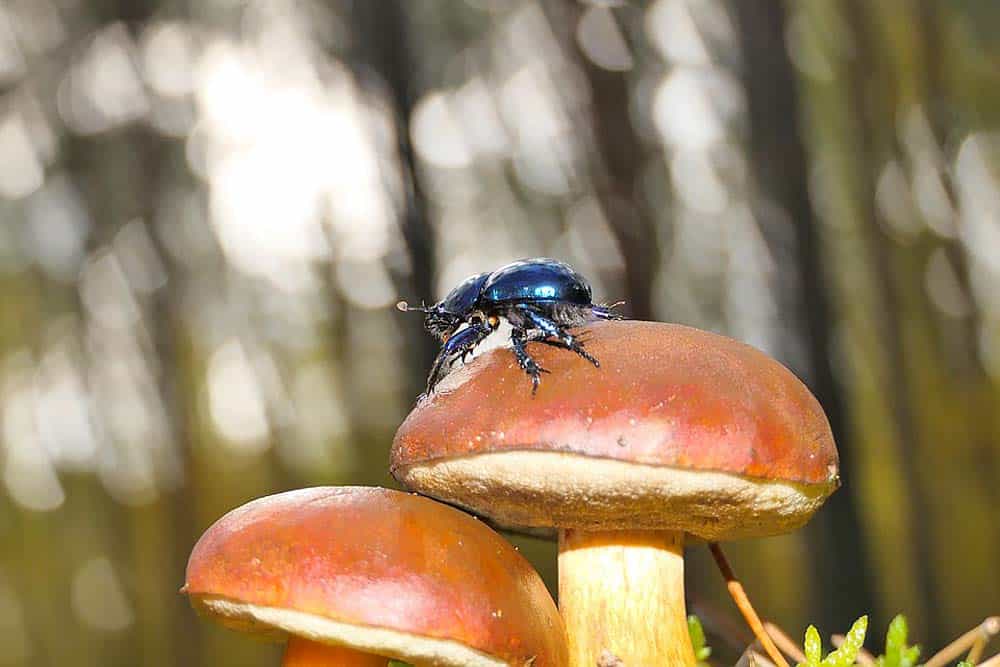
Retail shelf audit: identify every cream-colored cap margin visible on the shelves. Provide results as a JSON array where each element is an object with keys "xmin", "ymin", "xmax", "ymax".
[
  {"xmin": 395, "ymin": 451, "xmax": 836, "ymax": 541},
  {"xmin": 191, "ymin": 595, "xmax": 507, "ymax": 667}
]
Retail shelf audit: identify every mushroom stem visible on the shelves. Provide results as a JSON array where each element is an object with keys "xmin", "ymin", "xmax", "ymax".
[
  {"xmin": 558, "ymin": 528, "xmax": 696, "ymax": 667},
  {"xmin": 282, "ymin": 637, "xmax": 385, "ymax": 666}
]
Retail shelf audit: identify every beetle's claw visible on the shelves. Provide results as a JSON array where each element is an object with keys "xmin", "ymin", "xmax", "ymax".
[{"xmin": 576, "ymin": 346, "xmax": 600, "ymax": 367}]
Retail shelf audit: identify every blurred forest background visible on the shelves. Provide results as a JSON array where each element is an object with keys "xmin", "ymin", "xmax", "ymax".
[{"xmin": 1, "ymin": 0, "xmax": 999, "ymax": 665}]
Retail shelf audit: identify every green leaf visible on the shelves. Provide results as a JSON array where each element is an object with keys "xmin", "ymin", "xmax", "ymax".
[
  {"xmin": 387, "ymin": 662, "xmax": 414, "ymax": 667},
  {"xmin": 797, "ymin": 616, "xmax": 869, "ymax": 667},
  {"xmin": 687, "ymin": 614, "xmax": 712, "ymax": 664},
  {"xmin": 824, "ymin": 615, "xmax": 868, "ymax": 667},
  {"xmin": 876, "ymin": 615, "xmax": 920, "ymax": 667},
  {"xmin": 802, "ymin": 625, "xmax": 823, "ymax": 667}
]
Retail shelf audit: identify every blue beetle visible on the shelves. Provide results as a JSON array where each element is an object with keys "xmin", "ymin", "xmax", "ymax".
[{"xmin": 397, "ymin": 258, "xmax": 622, "ymax": 395}]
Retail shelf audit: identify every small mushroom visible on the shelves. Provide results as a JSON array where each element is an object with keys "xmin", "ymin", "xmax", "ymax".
[
  {"xmin": 183, "ymin": 486, "xmax": 567, "ymax": 666},
  {"xmin": 392, "ymin": 321, "xmax": 839, "ymax": 667}
]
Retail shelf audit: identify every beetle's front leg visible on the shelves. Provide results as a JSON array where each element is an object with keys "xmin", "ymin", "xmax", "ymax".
[
  {"xmin": 510, "ymin": 327, "xmax": 549, "ymax": 394},
  {"xmin": 425, "ymin": 322, "xmax": 492, "ymax": 394}
]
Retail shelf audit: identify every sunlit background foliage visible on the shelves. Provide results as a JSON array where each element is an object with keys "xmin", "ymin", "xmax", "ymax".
[{"xmin": 0, "ymin": 0, "xmax": 999, "ymax": 665}]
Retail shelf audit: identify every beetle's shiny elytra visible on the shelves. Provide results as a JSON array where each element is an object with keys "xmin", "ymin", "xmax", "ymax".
[{"xmin": 397, "ymin": 258, "xmax": 623, "ymax": 396}]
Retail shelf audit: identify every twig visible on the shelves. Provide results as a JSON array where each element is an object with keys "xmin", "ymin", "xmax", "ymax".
[
  {"xmin": 709, "ymin": 543, "xmax": 790, "ymax": 667},
  {"xmin": 738, "ymin": 648, "xmax": 773, "ymax": 667},
  {"xmin": 689, "ymin": 593, "xmax": 755, "ymax": 650},
  {"xmin": 831, "ymin": 633, "xmax": 876, "ymax": 665},
  {"xmin": 978, "ymin": 651, "xmax": 1000, "ymax": 667},
  {"xmin": 924, "ymin": 617, "xmax": 1000, "ymax": 667},
  {"xmin": 968, "ymin": 635, "xmax": 987, "ymax": 665},
  {"xmin": 764, "ymin": 621, "xmax": 807, "ymax": 664}
]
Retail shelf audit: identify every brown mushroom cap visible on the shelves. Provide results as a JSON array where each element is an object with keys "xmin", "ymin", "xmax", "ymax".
[
  {"xmin": 391, "ymin": 321, "xmax": 839, "ymax": 541},
  {"xmin": 184, "ymin": 486, "xmax": 567, "ymax": 666}
]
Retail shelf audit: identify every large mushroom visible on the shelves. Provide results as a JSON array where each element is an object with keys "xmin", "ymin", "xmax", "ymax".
[
  {"xmin": 183, "ymin": 486, "xmax": 568, "ymax": 666},
  {"xmin": 391, "ymin": 320, "xmax": 839, "ymax": 666}
]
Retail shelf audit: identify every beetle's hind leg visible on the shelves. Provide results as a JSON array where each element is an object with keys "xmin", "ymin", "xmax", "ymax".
[
  {"xmin": 518, "ymin": 305, "xmax": 600, "ymax": 368},
  {"xmin": 528, "ymin": 333, "xmax": 600, "ymax": 366}
]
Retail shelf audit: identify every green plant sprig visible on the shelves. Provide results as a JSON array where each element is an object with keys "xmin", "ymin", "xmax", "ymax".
[
  {"xmin": 798, "ymin": 616, "xmax": 869, "ymax": 667},
  {"xmin": 876, "ymin": 615, "xmax": 921, "ymax": 667},
  {"xmin": 688, "ymin": 614, "xmax": 712, "ymax": 666}
]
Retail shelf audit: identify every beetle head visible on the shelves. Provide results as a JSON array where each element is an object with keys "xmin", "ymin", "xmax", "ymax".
[
  {"xmin": 396, "ymin": 301, "xmax": 461, "ymax": 341},
  {"xmin": 398, "ymin": 271, "xmax": 489, "ymax": 343}
]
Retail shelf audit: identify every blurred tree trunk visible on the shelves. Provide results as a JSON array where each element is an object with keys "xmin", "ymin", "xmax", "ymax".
[
  {"xmin": 869, "ymin": 0, "xmax": 999, "ymax": 640},
  {"xmin": 541, "ymin": 1, "xmax": 661, "ymax": 321},
  {"xmin": 58, "ymin": 5, "xmax": 206, "ymax": 665},
  {"xmin": 792, "ymin": 0, "xmax": 1000, "ymax": 644},
  {"xmin": 0, "ymin": 276, "xmax": 112, "ymax": 666},
  {"xmin": 64, "ymin": 121, "xmax": 198, "ymax": 667},
  {"xmin": 347, "ymin": 1, "xmax": 439, "ymax": 401},
  {"xmin": 792, "ymin": 0, "xmax": 941, "ymax": 640},
  {"xmin": 730, "ymin": 0, "xmax": 876, "ymax": 633}
]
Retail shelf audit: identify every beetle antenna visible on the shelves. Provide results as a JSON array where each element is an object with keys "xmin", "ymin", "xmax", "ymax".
[{"xmin": 396, "ymin": 301, "xmax": 430, "ymax": 313}]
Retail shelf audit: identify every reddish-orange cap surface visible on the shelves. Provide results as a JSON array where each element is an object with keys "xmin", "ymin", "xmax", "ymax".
[
  {"xmin": 392, "ymin": 321, "xmax": 837, "ymax": 485},
  {"xmin": 184, "ymin": 486, "xmax": 566, "ymax": 666}
]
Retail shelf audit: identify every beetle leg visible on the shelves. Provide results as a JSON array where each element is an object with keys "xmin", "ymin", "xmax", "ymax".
[
  {"xmin": 520, "ymin": 307, "xmax": 600, "ymax": 368},
  {"xmin": 536, "ymin": 335, "xmax": 600, "ymax": 367},
  {"xmin": 460, "ymin": 315, "xmax": 499, "ymax": 363},
  {"xmin": 527, "ymin": 333, "xmax": 598, "ymax": 366},
  {"xmin": 425, "ymin": 322, "xmax": 492, "ymax": 394},
  {"xmin": 510, "ymin": 328, "xmax": 549, "ymax": 394}
]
